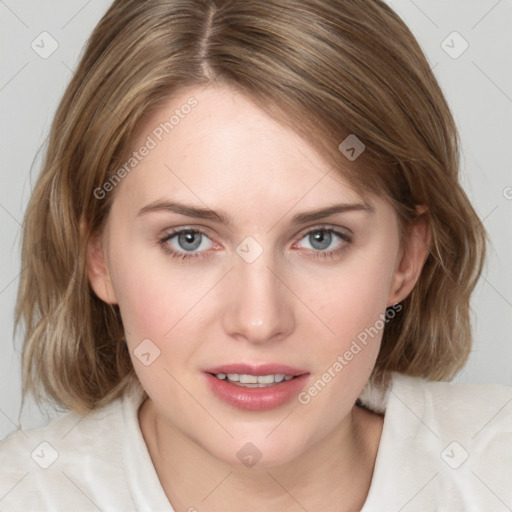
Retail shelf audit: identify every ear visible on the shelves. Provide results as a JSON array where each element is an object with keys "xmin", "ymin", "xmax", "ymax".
[
  {"xmin": 86, "ymin": 228, "xmax": 118, "ymax": 305},
  {"xmin": 387, "ymin": 206, "xmax": 430, "ymax": 306}
]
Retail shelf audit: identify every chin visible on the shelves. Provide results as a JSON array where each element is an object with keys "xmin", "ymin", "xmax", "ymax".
[{"xmin": 196, "ymin": 426, "xmax": 317, "ymax": 470}]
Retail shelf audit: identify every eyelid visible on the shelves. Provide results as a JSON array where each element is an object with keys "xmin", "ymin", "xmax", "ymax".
[
  {"xmin": 160, "ymin": 225, "xmax": 215, "ymax": 241},
  {"xmin": 295, "ymin": 222, "xmax": 353, "ymax": 238}
]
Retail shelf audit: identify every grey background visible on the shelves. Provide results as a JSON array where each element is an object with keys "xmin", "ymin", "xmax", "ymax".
[{"xmin": 1, "ymin": 0, "xmax": 511, "ymax": 438}]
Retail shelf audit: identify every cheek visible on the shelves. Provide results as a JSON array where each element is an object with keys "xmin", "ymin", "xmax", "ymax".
[
  {"xmin": 108, "ymin": 239, "xmax": 218, "ymax": 376},
  {"xmin": 292, "ymin": 258, "xmax": 395, "ymax": 423},
  {"xmin": 107, "ymin": 236, "xmax": 178, "ymax": 343},
  {"xmin": 110, "ymin": 261, "xmax": 198, "ymax": 396},
  {"xmin": 313, "ymin": 249, "xmax": 396, "ymax": 346},
  {"xmin": 296, "ymin": 243, "xmax": 397, "ymax": 414},
  {"xmin": 113, "ymin": 268, "xmax": 191, "ymax": 344}
]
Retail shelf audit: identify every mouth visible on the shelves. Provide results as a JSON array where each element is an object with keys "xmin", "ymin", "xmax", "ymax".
[
  {"xmin": 209, "ymin": 372, "xmax": 297, "ymax": 387},
  {"xmin": 203, "ymin": 364, "xmax": 309, "ymax": 411}
]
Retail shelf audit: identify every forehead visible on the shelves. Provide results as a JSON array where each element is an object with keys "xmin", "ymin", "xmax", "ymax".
[{"xmin": 112, "ymin": 85, "xmax": 377, "ymax": 219}]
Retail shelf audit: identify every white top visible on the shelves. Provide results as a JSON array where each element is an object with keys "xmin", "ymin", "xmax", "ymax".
[{"xmin": 1, "ymin": 372, "xmax": 511, "ymax": 511}]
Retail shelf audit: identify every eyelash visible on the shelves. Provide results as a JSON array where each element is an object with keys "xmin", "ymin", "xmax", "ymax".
[{"xmin": 158, "ymin": 225, "xmax": 352, "ymax": 262}]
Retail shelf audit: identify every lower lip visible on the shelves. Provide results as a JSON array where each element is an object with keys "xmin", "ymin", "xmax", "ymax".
[{"xmin": 204, "ymin": 373, "xmax": 309, "ymax": 411}]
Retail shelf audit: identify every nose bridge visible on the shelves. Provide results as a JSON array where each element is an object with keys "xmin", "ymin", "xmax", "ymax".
[{"xmin": 222, "ymin": 239, "xmax": 294, "ymax": 343}]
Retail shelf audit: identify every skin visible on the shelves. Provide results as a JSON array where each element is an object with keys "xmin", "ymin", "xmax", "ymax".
[{"xmin": 87, "ymin": 85, "xmax": 429, "ymax": 511}]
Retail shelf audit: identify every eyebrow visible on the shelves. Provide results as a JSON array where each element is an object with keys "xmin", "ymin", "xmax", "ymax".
[{"xmin": 137, "ymin": 200, "xmax": 374, "ymax": 226}]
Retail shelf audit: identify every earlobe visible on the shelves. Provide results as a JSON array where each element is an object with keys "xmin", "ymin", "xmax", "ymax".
[
  {"xmin": 387, "ymin": 207, "xmax": 430, "ymax": 306},
  {"xmin": 86, "ymin": 230, "xmax": 118, "ymax": 305}
]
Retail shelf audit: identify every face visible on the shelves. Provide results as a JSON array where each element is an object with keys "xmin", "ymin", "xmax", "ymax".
[{"xmin": 88, "ymin": 85, "xmax": 426, "ymax": 467}]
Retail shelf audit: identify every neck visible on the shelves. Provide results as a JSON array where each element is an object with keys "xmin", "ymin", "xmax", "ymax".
[{"xmin": 139, "ymin": 400, "xmax": 383, "ymax": 512}]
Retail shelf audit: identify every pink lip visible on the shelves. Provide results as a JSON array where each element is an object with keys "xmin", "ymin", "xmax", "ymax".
[{"xmin": 203, "ymin": 363, "xmax": 309, "ymax": 411}]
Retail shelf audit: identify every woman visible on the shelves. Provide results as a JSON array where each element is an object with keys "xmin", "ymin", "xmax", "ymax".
[{"xmin": 1, "ymin": 0, "xmax": 510, "ymax": 510}]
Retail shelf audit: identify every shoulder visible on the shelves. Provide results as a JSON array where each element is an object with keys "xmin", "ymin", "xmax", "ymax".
[
  {"xmin": 360, "ymin": 370, "xmax": 512, "ymax": 434},
  {"xmin": 389, "ymin": 371, "xmax": 512, "ymax": 437},
  {"xmin": 361, "ymin": 372, "xmax": 512, "ymax": 510},
  {"xmin": 0, "ymin": 386, "xmax": 144, "ymax": 511}
]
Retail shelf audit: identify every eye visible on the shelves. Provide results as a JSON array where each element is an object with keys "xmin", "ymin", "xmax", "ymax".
[
  {"xmin": 294, "ymin": 227, "xmax": 351, "ymax": 259},
  {"xmin": 159, "ymin": 226, "xmax": 352, "ymax": 262},
  {"xmin": 159, "ymin": 228, "xmax": 214, "ymax": 261}
]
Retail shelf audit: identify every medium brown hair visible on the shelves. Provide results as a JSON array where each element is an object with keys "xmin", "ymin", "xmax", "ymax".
[{"xmin": 16, "ymin": 0, "xmax": 486, "ymax": 413}]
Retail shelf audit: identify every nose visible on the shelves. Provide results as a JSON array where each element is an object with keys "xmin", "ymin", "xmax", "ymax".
[{"xmin": 221, "ymin": 250, "xmax": 295, "ymax": 345}]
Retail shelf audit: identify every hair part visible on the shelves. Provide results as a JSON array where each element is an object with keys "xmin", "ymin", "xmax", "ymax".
[{"xmin": 16, "ymin": 0, "xmax": 486, "ymax": 413}]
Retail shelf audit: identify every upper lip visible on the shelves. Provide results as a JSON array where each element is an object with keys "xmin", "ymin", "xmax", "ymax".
[{"xmin": 204, "ymin": 363, "xmax": 308, "ymax": 376}]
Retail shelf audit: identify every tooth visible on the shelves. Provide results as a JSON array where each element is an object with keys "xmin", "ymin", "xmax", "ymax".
[
  {"xmin": 239, "ymin": 374, "xmax": 258, "ymax": 384},
  {"xmin": 221, "ymin": 373, "xmax": 297, "ymax": 385}
]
